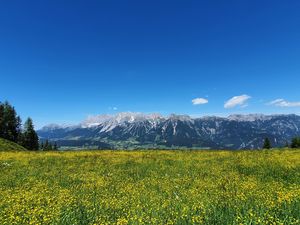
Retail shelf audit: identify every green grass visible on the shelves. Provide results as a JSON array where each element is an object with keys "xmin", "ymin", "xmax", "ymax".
[
  {"xmin": 0, "ymin": 149, "xmax": 299, "ymax": 224},
  {"xmin": 0, "ymin": 138, "xmax": 27, "ymax": 151}
]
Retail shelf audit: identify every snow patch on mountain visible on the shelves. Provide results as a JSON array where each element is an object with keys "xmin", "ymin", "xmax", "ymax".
[
  {"xmin": 81, "ymin": 114, "xmax": 113, "ymax": 128},
  {"xmin": 80, "ymin": 112, "xmax": 164, "ymax": 130},
  {"xmin": 40, "ymin": 123, "xmax": 76, "ymax": 131},
  {"xmin": 227, "ymin": 114, "xmax": 272, "ymax": 122},
  {"xmin": 41, "ymin": 113, "xmax": 299, "ymax": 132}
]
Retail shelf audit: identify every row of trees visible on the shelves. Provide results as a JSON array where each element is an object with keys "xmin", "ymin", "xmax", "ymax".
[
  {"xmin": 263, "ymin": 137, "xmax": 300, "ymax": 149},
  {"xmin": 0, "ymin": 101, "xmax": 39, "ymax": 150},
  {"xmin": 40, "ymin": 140, "xmax": 58, "ymax": 151}
]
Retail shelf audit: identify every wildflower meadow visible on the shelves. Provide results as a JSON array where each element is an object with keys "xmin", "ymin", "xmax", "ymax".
[{"xmin": 0, "ymin": 149, "xmax": 299, "ymax": 224}]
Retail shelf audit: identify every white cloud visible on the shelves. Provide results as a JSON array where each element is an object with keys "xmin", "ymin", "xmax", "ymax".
[
  {"xmin": 224, "ymin": 95, "xmax": 251, "ymax": 109},
  {"xmin": 192, "ymin": 98, "xmax": 208, "ymax": 105},
  {"xmin": 108, "ymin": 106, "xmax": 118, "ymax": 110},
  {"xmin": 268, "ymin": 99, "xmax": 300, "ymax": 107}
]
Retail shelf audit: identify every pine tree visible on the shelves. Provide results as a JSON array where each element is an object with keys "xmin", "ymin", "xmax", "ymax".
[
  {"xmin": 48, "ymin": 142, "xmax": 53, "ymax": 150},
  {"xmin": 22, "ymin": 118, "xmax": 39, "ymax": 150},
  {"xmin": 0, "ymin": 102, "xmax": 4, "ymax": 138},
  {"xmin": 263, "ymin": 138, "xmax": 271, "ymax": 149},
  {"xmin": 53, "ymin": 142, "xmax": 58, "ymax": 150},
  {"xmin": 0, "ymin": 101, "xmax": 22, "ymax": 142},
  {"xmin": 44, "ymin": 139, "xmax": 49, "ymax": 150},
  {"xmin": 43, "ymin": 139, "xmax": 54, "ymax": 151},
  {"xmin": 40, "ymin": 141, "xmax": 44, "ymax": 150},
  {"xmin": 291, "ymin": 137, "xmax": 300, "ymax": 148},
  {"xmin": 16, "ymin": 116, "xmax": 23, "ymax": 145}
]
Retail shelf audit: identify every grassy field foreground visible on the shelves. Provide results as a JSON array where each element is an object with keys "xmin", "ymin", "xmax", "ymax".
[
  {"xmin": 0, "ymin": 150, "xmax": 299, "ymax": 225},
  {"xmin": 0, "ymin": 138, "xmax": 27, "ymax": 151}
]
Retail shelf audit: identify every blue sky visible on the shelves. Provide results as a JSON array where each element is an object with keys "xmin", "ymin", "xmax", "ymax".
[{"xmin": 1, "ymin": 0, "xmax": 300, "ymax": 128}]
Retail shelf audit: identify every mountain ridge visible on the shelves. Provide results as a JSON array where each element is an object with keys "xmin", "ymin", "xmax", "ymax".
[{"xmin": 38, "ymin": 113, "xmax": 300, "ymax": 150}]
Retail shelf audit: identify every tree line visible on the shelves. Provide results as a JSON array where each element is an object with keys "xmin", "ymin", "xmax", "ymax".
[
  {"xmin": 0, "ymin": 101, "xmax": 38, "ymax": 150},
  {"xmin": 263, "ymin": 137, "xmax": 300, "ymax": 149},
  {"xmin": 0, "ymin": 101, "xmax": 57, "ymax": 150},
  {"xmin": 40, "ymin": 139, "xmax": 58, "ymax": 151}
]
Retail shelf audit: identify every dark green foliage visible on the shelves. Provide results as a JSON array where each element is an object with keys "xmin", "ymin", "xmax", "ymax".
[
  {"xmin": 53, "ymin": 142, "xmax": 58, "ymax": 150},
  {"xmin": 21, "ymin": 118, "xmax": 39, "ymax": 150},
  {"xmin": 263, "ymin": 138, "xmax": 271, "ymax": 149},
  {"xmin": 48, "ymin": 141, "xmax": 52, "ymax": 150},
  {"xmin": 40, "ymin": 139, "xmax": 57, "ymax": 151},
  {"xmin": 0, "ymin": 101, "xmax": 39, "ymax": 150},
  {"xmin": 45, "ymin": 140, "xmax": 52, "ymax": 150},
  {"xmin": 40, "ymin": 141, "xmax": 44, "ymax": 150},
  {"xmin": 44, "ymin": 139, "xmax": 49, "ymax": 150},
  {"xmin": 0, "ymin": 101, "xmax": 22, "ymax": 142},
  {"xmin": 291, "ymin": 137, "xmax": 300, "ymax": 148},
  {"xmin": 0, "ymin": 103, "xmax": 3, "ymax": 137}
]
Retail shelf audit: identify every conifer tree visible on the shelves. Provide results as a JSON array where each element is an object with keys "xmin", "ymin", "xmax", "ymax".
[
  {"xmin": 43, "ymin": 139, "xmax": 54, "ymax": 150},
  {"xmin": 48, "ymin": 142, "xmax": 53, "ymax": 150},
  {"xmin": 0, "ymin": 101, "xmax": 22, "ymax": 142},
  {"xmin": 40, "ymin": 141, "xmax": 44, "ymax": 150},
  {"xmin": 53, "ymin": 142, "xmax": 58, "ymax": 150},
  {"xmin": 22, "ymin": 118, "xmax": 39, "ymax": 150},
  {"xmin": 263, "ymin": 138, "xmax": 271, "ymax": 149},
  {"xmin": 44, "ymin": 139, "xmax": 49, "ymax": 150},
  {"xmin": 291, "ymin": 137, "xmax": 300, "ymax": 148},
  {"xmin": 0, "ymin": 102, "xmax": 4, "ymax": 138}
]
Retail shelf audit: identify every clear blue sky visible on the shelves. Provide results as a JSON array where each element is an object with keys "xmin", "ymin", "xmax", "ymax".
[{"xmin": 1, "ymin": 0, "xmax": 300, "ymax": 128}]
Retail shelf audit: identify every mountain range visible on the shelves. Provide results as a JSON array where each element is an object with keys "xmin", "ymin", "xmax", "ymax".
[{"xmin": 37, "ymin": 113, "xmax": 300, "ymax": 150}]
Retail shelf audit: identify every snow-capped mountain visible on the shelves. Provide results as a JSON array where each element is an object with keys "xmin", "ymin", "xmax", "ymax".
[
  {"xmin": 38, "ymin": 113, "xmax": 300, "ymax": 150},
  {"xmin": 79, "ymin": 112, "xmax": 163, "ymax": 128},
  {"xmin": 227, "ymin": 114, "xmax": 273, "ymax": 122}
]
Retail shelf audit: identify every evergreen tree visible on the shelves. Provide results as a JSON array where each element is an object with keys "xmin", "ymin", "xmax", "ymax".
[
  {"xmin": 42, "ymin": 139, "xmax": 54, "ymax": 150},
  {"xmin": 0, "ymin": 101, "xmax": 22, "ymax": 142},
  {"xmin": 291, "ymin": 137, "xmax": 300, "ymax": 148},
  {"xmin": 0, "ymin": 102, "xmax": 4, "ymax": 138},
  {"xmin": 48, "ymin": 142, "xmax": 53, "ymax": 150},
  {"xmin": 44, "ymin": 139, "xmax": 49, "ymax": 150},
  {"xmin": 16, "ymin": 116, "xmax": 23, "ymax": 145},
  {"xmin": 22, "ymin": 118, "xmax": 39, "ymax": 150},
  {"xmin": 263, "ymin": 138, "xmax": 271, "ymax": 149},
  {"xmin": 40, "ymin": 141, "xmax": 44, "ymax": 150},
  {"xmin": 53, "ymin": 142, "xmax": 58, "ymax": 150}
]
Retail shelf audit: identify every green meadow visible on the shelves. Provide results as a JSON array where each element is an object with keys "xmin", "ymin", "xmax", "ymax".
[{"xmin": 0, "ymin": 149, "xmax": 299, "ymax": 224}]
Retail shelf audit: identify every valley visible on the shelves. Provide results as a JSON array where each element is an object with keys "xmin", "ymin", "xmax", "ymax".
[{"xmin": 38, "ymin": 113, "xmax": 300, "ymax": 150}]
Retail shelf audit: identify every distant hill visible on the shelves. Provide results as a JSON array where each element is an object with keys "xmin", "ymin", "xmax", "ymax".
[
  {"xmin": 38, "ymin": 113, "xmax": 300, "ymax": 150},
  {"xmin": 0, "ymin": 138, "xmax": 27, "ymax": 151}
]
